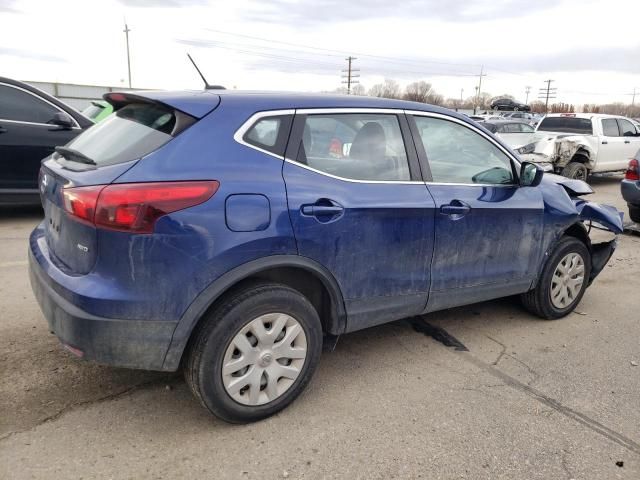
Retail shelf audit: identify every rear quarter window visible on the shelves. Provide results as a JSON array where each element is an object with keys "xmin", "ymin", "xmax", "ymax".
[
  {"xmin": 242, "ymin": 114, "xmax": 293, "ymax": 156},
  {"xmin": 537, "ymin": 117, "xmax": 593, "ymax": 134}
]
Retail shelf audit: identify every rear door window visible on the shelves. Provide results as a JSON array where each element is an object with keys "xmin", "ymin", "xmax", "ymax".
[
  {"xmin": 294, "ymin": 113, "xmax": 410, "ymax": 181},
  {"xmin": 602, "ymin": 119, "xmax": 620, "ymax": 137},
  {"xmin": 56, "ymin": 102, "xmax": 193, "ymax": 167},
  {"xmin": 0, "ymin": 84, "xmax": 61, "ymax": 124}
]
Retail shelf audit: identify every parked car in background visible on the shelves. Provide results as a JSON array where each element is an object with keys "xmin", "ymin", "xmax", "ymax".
[
  {"xmin": 502, "ymin": 112, "xmax": 534, "ymax": 121},
  {"xmin": 490, "ymin": 98, "xmax": 531, "ymax": 111},
  {"xmin": 621, "ymin": 150, "xmax": 640, "ymax": 223},
  {"xmin": 0, "ymin": 76, "xmax": 93, "ymax": 205},
  {"xmin": 521, "ymin": 113, "xmax": 640, "ymax": 180},
  {"xmin": 478, "ymin": 120, "xmax": 537, "ymax": 154},
  {"xmin": 81, "ymin": 100, "xmax": 113, "ymax": 123},
  {"xmin": 30, "ymin": 90, "xmax": 623, "ymax": 423}
]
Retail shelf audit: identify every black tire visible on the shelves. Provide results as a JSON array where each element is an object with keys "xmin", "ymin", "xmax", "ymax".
[
  {"xmin": 628, "ymin": 204, "xmax": 640, "ymax": 223},
  {"xmin": 520, "ymin": 237, "xmax": 591, "ymax": 320},
  {"xmin": 184, "ymin": 283, "xmax": 323, "ymax": 423},
  {"xmin": 561, "ymin": 161, "xmax": 589, "ymax": 181}
]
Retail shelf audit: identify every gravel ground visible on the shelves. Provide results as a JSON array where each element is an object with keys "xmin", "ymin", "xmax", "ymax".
[{"xmin": 1, "ymin": 175, "xmax": 638, "ymax": 479}]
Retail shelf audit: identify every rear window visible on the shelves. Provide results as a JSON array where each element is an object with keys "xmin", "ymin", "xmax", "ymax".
[
  {"xmin": 81, "ymin": 102, "xmax": 106, "ymax": 120},
  {"xmin": 55, "ymin": 103, "xmax": 193, "ymax": 167},
  {"xmin": 537, "ymin": 117, "xmax": 593, "ymax": 134}
]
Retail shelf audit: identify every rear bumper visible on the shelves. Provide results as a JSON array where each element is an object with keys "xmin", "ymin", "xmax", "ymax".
[
  {"xmin": 28, "ymin": 228, "xmax": 177, "ymax": 371},
  {"xmin": 621, "ymin": 179, "xmax": 640, "ymax": 206}
]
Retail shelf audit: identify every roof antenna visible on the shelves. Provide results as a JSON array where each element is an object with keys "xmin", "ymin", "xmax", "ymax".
[{"xmin": 187, "ymin": 53, "xmax": 226, "ymax": 90}]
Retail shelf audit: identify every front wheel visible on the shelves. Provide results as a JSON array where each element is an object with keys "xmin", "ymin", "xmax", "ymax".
[
  {"xmin": 184, "ymin": 284, "xmax": 323, "ymax": 423},
  {"xmin": 561, "ymin": 162, "xmax": 589, "ymax": 181},
  {"xmin": 521, "ymin": 237, "xmax": 591, "ymax": 319}
]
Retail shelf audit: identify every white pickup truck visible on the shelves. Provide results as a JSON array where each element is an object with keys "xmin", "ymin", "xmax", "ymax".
[{"xmin": 519, "ymin": 113, "xmax": 640, "ymax": 180}]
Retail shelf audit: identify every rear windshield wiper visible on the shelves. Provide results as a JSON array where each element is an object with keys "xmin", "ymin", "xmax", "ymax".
[{"xmin": 54, "ymin": 146, "xmax": 96, "ymax": 165}]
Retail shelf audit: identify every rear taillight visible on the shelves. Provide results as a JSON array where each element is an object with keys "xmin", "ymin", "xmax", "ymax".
[
  {"xmin": 62, "ymin": 181, "xmax": 219, "ymax": 233},
  {"xmin": 625, "ymin": 159, "xmax": 640, "ymax": 181}
]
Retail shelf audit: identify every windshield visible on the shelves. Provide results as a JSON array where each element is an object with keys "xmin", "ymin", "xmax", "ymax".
[
  {"xmin": 57, "ymin": 103, "xmax": 184, "ymax": 166},
  {"xmin": 537, "ymin": 117, "xmax": 593, "ymax": 134}
]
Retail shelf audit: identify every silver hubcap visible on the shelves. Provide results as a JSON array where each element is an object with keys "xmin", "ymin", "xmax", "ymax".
[
  {"xmin": 222, "ymin": 313, "xmax": 307, "ymax": 406},
  {"xmin": 550, "ymin": 252, "xmax": 585, "ymax": 309}
]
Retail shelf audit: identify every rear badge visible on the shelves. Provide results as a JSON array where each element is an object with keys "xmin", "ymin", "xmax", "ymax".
[{"xmin": 76, "ymin": 243, "xmax": 89, "ymax": 253}]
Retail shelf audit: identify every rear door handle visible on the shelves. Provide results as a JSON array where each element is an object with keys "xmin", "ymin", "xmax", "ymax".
[
  {"xmin": 624, "ymin": 140, "xmax": 631, "ymax": 144},
  {"xmin": 301, "ymin": 201, "xmax": 344, "ymax": 217},
  {"xmin": 602, "ymin": 141, "xmax": 608, "ymax": 144},
  {"xmin": 0, "ymin": 126, "xmax": 7, "ymax": 134},
  {"xmin": 441, "ymin": 201, "xmax": 471, "ymax": 216}
]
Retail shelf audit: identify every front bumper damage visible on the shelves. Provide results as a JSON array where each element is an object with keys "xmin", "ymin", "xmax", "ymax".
[{"xmin": 573, "ymin": 198, "xmax": 623, "ymax": 285}]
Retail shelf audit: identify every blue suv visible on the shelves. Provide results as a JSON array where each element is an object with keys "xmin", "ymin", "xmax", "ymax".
[{"xmin": 29, "ymin": 90, "xmax": 623, "ymax": 423}]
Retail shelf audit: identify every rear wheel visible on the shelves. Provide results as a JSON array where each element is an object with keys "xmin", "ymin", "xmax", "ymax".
[
  {"xmin": 628, "ymin": 204, "xmax": 640, "ymax": 223},
  {"xmin": 561, "ymin": 161, "xmax": 589, "ymax": 181},
  {"xmin": 521, "ymin": 237, "xmax": 591, "ymax": 319},
  {"xmin": 185, "ymin": 284, "xmax": 323, "ymax": 423}
]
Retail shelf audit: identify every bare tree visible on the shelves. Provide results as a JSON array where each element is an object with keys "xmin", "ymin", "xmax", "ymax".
[
  {"xmin": 404, "ymin": 81, "xmax": 433, "ymax": 103},
  {"xmin": 352, "ymin": 84, "xmax": 365, "ymax": 96},
  {"xmin": 368, "ymin": 79, "xmax": 401, "ymax": 99}
]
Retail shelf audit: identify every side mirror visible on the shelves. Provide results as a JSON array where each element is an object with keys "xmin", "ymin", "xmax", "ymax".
[
  {"xmin": 520, "ymin": 161, "xmax": 544, "ymax": 187},
  {"xmin": 49, "ymin": 112, "xmax": 74, "ymax": 129}
]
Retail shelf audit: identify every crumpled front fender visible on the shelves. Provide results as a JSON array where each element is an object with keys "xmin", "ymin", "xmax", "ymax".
[{"xmin": 573, "ymin": 198, "xmax": 624, "ymax": 234}]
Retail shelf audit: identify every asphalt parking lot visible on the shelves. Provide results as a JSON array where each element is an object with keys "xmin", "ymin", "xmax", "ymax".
[{"xmin": 1, "ymin": 175, "xmax": 639, "ymax": 479}]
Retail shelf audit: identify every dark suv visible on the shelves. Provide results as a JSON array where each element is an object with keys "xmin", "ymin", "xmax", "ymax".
[
  {"xmin": 0, "ymin": 77, "xmax": 92, "ymax": 205},
  {"xmin": 30, "ymin": 90, "xmax": 622, "ymax": 423},
  {"xmin": 490, "ymin": 98, "xmax": 531, "ymax": 111}
]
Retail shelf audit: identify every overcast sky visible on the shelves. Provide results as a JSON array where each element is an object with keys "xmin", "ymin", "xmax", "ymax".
[{"xmin": 1, "ymin": 0, "xmax": 639, "ymax": 105}]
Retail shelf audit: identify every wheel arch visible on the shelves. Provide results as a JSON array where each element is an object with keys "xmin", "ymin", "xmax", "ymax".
[{"xmin": 162, "ymin": 255, "xmax": 347, "ymax": 370}]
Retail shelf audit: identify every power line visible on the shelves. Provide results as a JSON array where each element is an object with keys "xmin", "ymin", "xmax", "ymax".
[
  {"xmin": 341, "ymin": 56, "xmax": 360, "ymax": 94},
  {"xmin": 201, "ymin": 29, "xmax": 483, "ymax": 70}
]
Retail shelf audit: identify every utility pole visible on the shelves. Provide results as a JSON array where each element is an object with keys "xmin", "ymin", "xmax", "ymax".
[
  {"xmin": 525, "ymin": 86, "xmax": 531, "ymax": 104},
  {"xmin": 632, "ymin": 87, "xmax": 637, "ymax": 107},
  {"xmin": 123, "ymin": 22, "xmax": 132, "ymax": 88},
  {"xmin": 473, "ymin": 65, "xmax": 486, "ymax": 114},
  {"xmin": 538, "ymin": 79, "xmax": 557, "ymax": 112},
  {"xmin": 341, "ymin": 56, "xmax": 360, "ymax": 94}
]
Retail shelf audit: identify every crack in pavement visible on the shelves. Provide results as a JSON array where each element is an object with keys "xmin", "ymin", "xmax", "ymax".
[
  {"xmin": 412, "ymin": 320, "xmax": 640, "ymax": 456},
  {"xmin": 0, "ymin": 376, "xmax": 175, "ymax": 443},
  {"xmin": 461, "ymin": 352, "xmax": 640, "ymax": 456}
]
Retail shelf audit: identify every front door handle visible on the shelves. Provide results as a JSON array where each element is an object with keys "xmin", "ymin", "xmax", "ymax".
[
  {"xmin": 624, "ymin": 140, "xmax": 631, "ymax": 144},
  {"xmin": 602, "ymin": 141, "xmax": 608, "ymax": 144},
  {"xmin": 0, "ymin": 125, "xmax": 7, "ymax": 134},
  {"xmin": 441, "ymin": 200, "xmax": 471, "ymax": 217}
]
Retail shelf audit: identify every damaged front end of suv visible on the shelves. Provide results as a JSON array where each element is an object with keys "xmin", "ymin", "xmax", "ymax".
[{"xmin": 540, "ymin": 174, "xmax": 623, "ymax": 284}]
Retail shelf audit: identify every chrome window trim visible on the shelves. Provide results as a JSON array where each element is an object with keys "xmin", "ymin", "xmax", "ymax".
[
  {"xmin": 234, "ymin": 107, "xmax": 523, "ymax": 186},
  {"xmin": 282, "ymin": 159, "xmax": 423, "ymax": 185},
  {"xmin": 233, "ymin": 109, "xmax": 295, "ymax": 160},
  {"xmin": 0, "ymin": 82, "xmax": 81, "ymax": 129},
  {"xmin": 0, "ymin": 117, "xmax": 81, "ymax": 129}
]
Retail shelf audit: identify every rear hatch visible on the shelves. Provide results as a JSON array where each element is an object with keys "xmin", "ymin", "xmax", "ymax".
[{"xmin": 40, "ymin": 92, "xmax": 219, "ymax": 274}]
